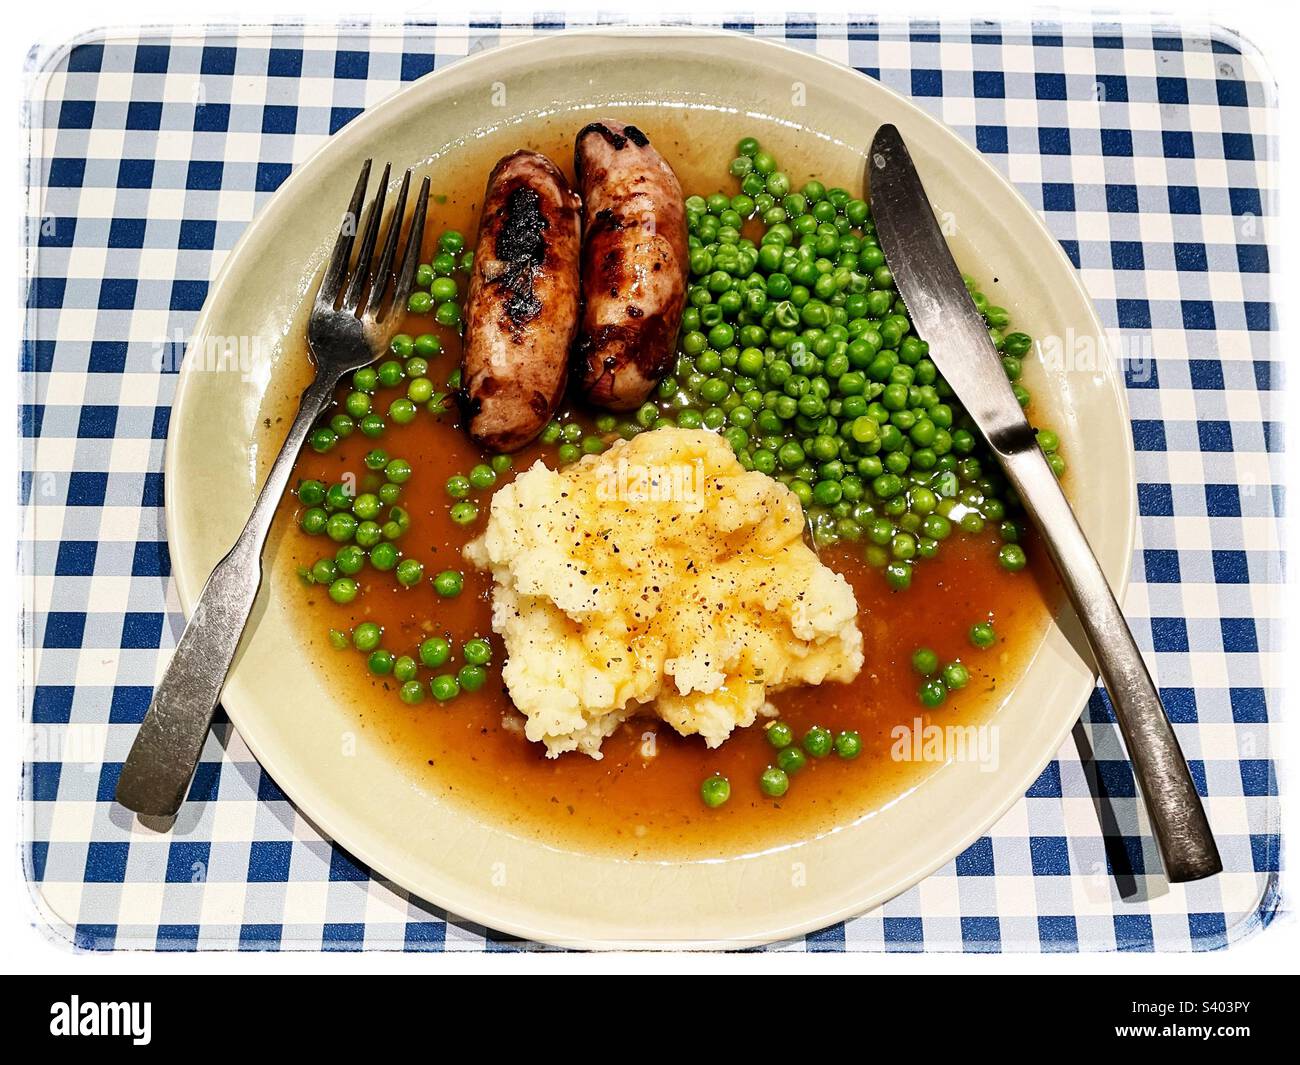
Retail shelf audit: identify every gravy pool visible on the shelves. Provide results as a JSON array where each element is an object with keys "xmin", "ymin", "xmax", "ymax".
[{"xmin": 265, "ymin": 112, "xmax": 1061, "ymax": 859}]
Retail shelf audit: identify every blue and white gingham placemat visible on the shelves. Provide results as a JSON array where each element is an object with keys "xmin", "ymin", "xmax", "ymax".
[{"xmin": 21, "ymin": 17, "xmax": 1281, "ymax": 952}]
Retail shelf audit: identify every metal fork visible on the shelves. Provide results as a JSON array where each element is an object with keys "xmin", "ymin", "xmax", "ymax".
[{"xmin": 116, "ymin": 161, "xmax": 431, "ymax": 817}]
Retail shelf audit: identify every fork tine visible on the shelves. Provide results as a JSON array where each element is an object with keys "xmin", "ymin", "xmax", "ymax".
[
  {"xmin": 365, "ymin": 167, "xmax": 411, "ymax": 316},
  {"xmin": 316, "ymin": 159, "xmax": 372, "ymax": 310},
  {"xmin": 341, "ymin": 162, "xmax": 391, "ymax": 314},
  {"xmin": 386, "ymin": 175, "xmax": 431, "ymax": 321}
]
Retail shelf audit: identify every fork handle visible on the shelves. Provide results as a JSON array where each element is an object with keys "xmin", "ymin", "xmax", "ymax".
[
  {"xmin": 115, "ymin": 371, "xmax": 340, "ymax": 817},
  {"xmin": 999, "ymin": 443, "xmax": 1222, "ymax": 882}
]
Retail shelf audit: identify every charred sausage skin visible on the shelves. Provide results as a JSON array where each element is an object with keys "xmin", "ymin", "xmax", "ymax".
[
  {"xmin": 461, "ymin": 150, "xmax": 582, "ymax": 452},
  {"xmin": 572, "ymin": 121, "xmax": 688, "ymax": 411}
]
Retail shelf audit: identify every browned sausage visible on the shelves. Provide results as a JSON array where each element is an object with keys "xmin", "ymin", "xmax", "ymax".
[
  {"xmin": 460, "ymin": 151, "xmax": 582, "ymax": 452},
  {"xmin": 572, "ymin": 121, "xmax": 688, "ymax": 411}
]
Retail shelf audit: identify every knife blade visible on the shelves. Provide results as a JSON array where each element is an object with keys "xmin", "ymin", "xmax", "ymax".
[{"xmin": 868, "ymin": 122, "xmax": 1221, "ymax": 883}]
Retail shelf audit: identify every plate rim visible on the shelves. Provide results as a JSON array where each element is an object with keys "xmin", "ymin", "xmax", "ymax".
[{"xmin": 163, "ymin": 25, "xmax": 1137, "ymax": 949}]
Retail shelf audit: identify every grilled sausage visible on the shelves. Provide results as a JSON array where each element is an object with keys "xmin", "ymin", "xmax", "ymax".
[
  {"xmin": 461, "ymin": 151, "xmax": 582, "ymax": 452},
  {"xmin": 572, "ymin": 121, "xmax": 688, "ymax": 411}
]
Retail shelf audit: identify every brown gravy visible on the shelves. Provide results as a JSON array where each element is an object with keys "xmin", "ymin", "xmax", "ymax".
[{"xmin": 269, "ymin": 116, "xmax": 1060, "ymax": 859}]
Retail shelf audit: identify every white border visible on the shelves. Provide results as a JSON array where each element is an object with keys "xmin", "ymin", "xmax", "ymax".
[{"xmin": 3, "ymin": 0, "xmax": 1295, "ymax": 975}]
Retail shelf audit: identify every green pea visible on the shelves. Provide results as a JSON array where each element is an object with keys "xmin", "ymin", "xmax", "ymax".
[
  {"xmin": 327, "ymin": 577, "xmax": 358, "ymax": 604},
  {"xmin": 378, "ymin": 482, "xmax": 402, "ymax": 506},
  {"xmin": 834, "ymin": 730, "xmax": 862, "ymax": 759},
  {"xmin": 395, "ymin": 558, "xmax": 424, "ymax": 587},
  {"xmin": 297, "ymin": 479, "xmax": 326, "ymax": 506},
  {"xmin": 407, "ymin": 377, "xmax": 434, "ymax": 404},
  {"xmin": 910, "ymin": 487, "xmax": 938, "ymax": 515},
  {"xmin": 351, "ymin": 493, "xmax": 380, "ymax": 520},
  {"xmin": 700, "ymin": 774, "xmax": 731, "ymax": 808},
  {"xmin": 387, "ymin": 505, "xmax": 411, "ymax": 533},
  {"xmin": 891, "ymin": 532, "xmax": 917, "ymax": 561},
  {"xmin": 999, "ymin": 543, "xmax": 1028, "ymax": 571},
  {"xmin": 414, "ymin": 333, "xmax": 441, "ymax": 358},
  {"xmin": 462, "ymin": 638, "xmax": 492, "ymax": 666},
  {"xmin": 352, "ymin": 622, "xmax": 382, "ymax": 651},
  {"xmin": 812, "ymin": 479, "xmax": 842, "ymax": 506},
  {"xmin": 335, "ymin": 544, "xmax": 365, "ymax": 576},
  {"xmin": 430, "ymin": 674, "xmax": 460, "ymax": 701},
  {"xmin": 433, "ymin": 570, "xmax": 463, "ymax": 597},
  {"xmin": 942, "ymin": 662, "xmax": 970, "ymax": 690},
  {"xmin": 399, "ymin": 679, "xmax": 425, "ymax": 705},
  {"xmin": 777, "ymin": 746, "xmax": 807, "ymax": 775},
  {"xmin": 368, "ymin": 649, "xmax": 395, "ymax": 675},
  {"xmin": 911, "ymin": 647, "xmax": 938, "ymax": 675},
  {"xmin": 445, "ymin": 474, "xmax": 470, "ymax": 498},
  {"xmin": 468, "ymin": 464, "xmax": 497, "ymax": 490},
  {"xmin": 969, "ymin": 622, "xmax": 997, "ymax": 649},
  {"xmin": 803, "ymin": 725, "xmax": 833, "ymax": 758},
  {"xmin": 407, "ymin": 291, "xmax": 433, "ymax": 315},
  {"xmin": 884, "ymin": 560, "xmax": 912, "ymax": 590},
  {"xmin": 323, "ymin": 483, "xmax": 352, "ymax": 511},
  {"xmin": 326, "ymin": 512, "xmax": 357, "ymax": 543},
  {"xmin": 353, "ymin": 367, "xmax": 378, "ymax": 393},
  {"xmin": 310, "ymin": 558, "xmax": 338, "ymax": 584},
  {"xmin": 385, "ymin": 458, "xmax": 412, "ymax": 484},
  {"xmin": 785, "ymin": 479, "xmax": 810, "ymax": 507},
  {"xmin": 922, "ymin": 513, "xmax": 952, "ymax": 541},
  {"xmin": 458, "ymin": 664, "xmax": 487, "ymax": 692},
  {"xmin": 873, "ymin": 473, "xmax": 903, "ymax": 499},
  {"xmin": 1003, "ymin": 332, "xmax": 1033, "ymax": 356},
  {"xmin": 309, "ymin": 427, "xmax": 338, "ymax": 453},
  {"xmin": 759, "ymin": 766, "xmax": 790, "ymax": 798},
  {"xmin": 777, "ymin": 440, "xmax": 804, "ymax": 470},
  {"xmin": 420, "ymin": 637, "xmax": 451, "ymax": 668},
  {"xmin": 344, "ymin": 392, "xmax": 371, "ymax": 419},
  {"xmin": 389, "ymin": 334, "xmax": 414, "ymax": 358},
  {"xmin": 369, "ymin": 542, "xmax": 398, "ymax": 571},
  {"xmin": 918, "ymin": 676, "xmax": 948, "ymax": 707},
  {"xmin": 707, "ymin": 323, "xmax": 735, "ymax": 350},
  {"xmin": 765, "ymin": 721, "xmax": 794, "ymax": 749},
  {"xmin": 389, "ymin": 398, "xmax": 417, "ymax": 425},
  {"xmin": 434, "ymin": 301, "xmax": 461, "ymax": 328},
  {"xmin": 328, "ymin": 628, "xmax": 349, "ymax": 651},
  {"xmin": 377, "ymin": 360, "xmax": 405, "ymax": 387},
  {"xmin": 449, "ymin": 500, "xmax": 479, "ymax": 525}
]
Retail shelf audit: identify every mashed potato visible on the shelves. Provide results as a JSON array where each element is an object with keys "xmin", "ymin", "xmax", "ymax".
[{"xmin": 464, "ymin": 428, "xmax": 863, "ymax": 758}]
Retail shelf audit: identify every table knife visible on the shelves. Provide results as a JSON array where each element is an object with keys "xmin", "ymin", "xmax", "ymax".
[{"xmin": 867, "ymin": 122, "xmax": 1221, "ymax": 883}]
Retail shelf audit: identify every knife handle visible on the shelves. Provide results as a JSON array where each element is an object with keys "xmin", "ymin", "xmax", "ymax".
[{"xmin": 999, "ymin": 443, "xmax": 1221, "ymax": 883}]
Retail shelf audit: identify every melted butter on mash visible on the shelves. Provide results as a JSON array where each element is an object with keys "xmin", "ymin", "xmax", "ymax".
[{"xmin": 464, "ymin": 428, "xmax": 864, "ymax": 758}]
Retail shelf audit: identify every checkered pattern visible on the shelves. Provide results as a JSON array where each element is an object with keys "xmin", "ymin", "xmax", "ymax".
[{"xmin": 21, "ymin": 17, "xmax": 1280, "ymax": 952}]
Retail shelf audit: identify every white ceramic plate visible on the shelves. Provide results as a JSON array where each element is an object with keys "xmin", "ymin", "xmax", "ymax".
[{"xmin": 165, "ymin": 28, "xmax": 1134, "ymax": 948}]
